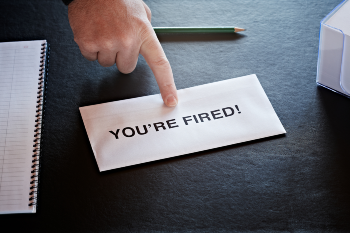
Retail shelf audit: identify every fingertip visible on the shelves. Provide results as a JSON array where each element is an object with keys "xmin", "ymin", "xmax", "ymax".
[{"xmin": 165, "ymin": 94, "xmax": 178, "ymax": 107}]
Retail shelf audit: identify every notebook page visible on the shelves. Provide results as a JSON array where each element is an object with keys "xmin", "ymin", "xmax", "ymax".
[{"xmin": 0, "ymin": 40, "xmax": 45, "ymax": 214}]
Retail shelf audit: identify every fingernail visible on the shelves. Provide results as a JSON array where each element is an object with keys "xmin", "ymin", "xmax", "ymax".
[{"xmin": 166, "ymin": 95, "xmax": 178, "ymax": 107}]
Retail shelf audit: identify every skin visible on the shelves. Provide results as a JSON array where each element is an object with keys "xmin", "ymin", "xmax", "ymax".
[{"xmin": 68, "ymin": 0, "xmax": 178, "ymax": 107}]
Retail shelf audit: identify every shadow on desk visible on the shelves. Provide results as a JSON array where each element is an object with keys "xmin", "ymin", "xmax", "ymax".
[
  {"xmin": 316, "ymin": 86, "xmax": 350, "ymax": 225},
  {"xmin": 317, "ymin": 86, "xmax": 350, "ymax": 154},
  {"xmin": 79, "ymin": 60, "xmax": 155, "ymax": 107},
  {"xmin": 101, "ymin": 134, "xmax": 286, "ymax": 176}
]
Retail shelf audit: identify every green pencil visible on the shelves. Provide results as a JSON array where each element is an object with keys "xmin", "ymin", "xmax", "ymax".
[{"xmin": 153, "ymin": 26, "xmax": 246, "ymax": 33}]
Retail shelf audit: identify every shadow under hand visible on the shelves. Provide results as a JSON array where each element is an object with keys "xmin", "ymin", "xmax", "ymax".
[
  {"xmin": 79, "ymin": 58, "xmax": 156, "ymax": 107},
  {"xmin": 157, "ymin": 32, "xmax": 246, "ymax": 43}
]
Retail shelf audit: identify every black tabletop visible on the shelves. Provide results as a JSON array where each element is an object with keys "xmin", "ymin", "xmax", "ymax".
[{"xmin": 1, "ymin": 0, "xmax": 350, "ymax": 232}]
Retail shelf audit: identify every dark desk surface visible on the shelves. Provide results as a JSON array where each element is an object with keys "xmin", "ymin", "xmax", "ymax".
[{"xmin": 1, "ymin": 0, "xmax": 350, "ymax": 232}]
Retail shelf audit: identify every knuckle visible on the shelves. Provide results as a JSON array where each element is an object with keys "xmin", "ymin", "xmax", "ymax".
[
  {"xmin": 137, "ymin": 20, "xmax": 153, "ymax": 41},
  {"xmin": 120, "ymin": 37, "xmax": 134, "ymax": 50},
  {"xmin": 134, "ymin": 16, "xmax": 150, "ymax": 30},
  {"xmin": 163, "ymin": 82, "xmax": 175, "ymax": 89},
  {"xmin": 152, "ymin": 56, "xmax": 170, "ymax": 68},
  {"xmin": 100, "ymin": 39, "xmax": 114, "ymax": 51},
  {"xmin": 76, "ymin": 38, "xmax": 97, "ymax": 53}
]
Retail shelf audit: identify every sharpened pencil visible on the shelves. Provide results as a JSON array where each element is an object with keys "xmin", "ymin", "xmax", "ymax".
[{"xmin": 153, "ymin": 26, "xmax": 246, "ymax": 34}]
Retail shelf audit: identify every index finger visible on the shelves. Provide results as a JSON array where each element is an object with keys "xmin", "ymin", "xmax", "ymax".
[{"xmin": 140, "ymin": 28, "xmax": 178, "ymax": 107}]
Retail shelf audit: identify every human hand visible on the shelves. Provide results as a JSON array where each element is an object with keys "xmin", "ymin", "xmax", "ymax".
[{"xmin": 68, "ymin": 0, "xmax": 178, "ymax": 107}]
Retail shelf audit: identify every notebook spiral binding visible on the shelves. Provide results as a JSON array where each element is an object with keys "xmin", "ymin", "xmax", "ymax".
[{"xmin": 28, "ymin": 42, "xmax": 49, "ymax": 208}]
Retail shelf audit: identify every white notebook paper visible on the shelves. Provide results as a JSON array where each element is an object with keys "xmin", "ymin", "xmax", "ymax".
[
  {"xmin": 80, "ymin": 74, "xmax": 286, "ymax": 172},
  {"xmin": 0, "ymin": 40, "xmax": 48, "ymax": 214}
]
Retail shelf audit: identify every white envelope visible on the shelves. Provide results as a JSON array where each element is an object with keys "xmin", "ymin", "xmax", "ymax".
[{"xmin": 80, "ymin": 74, "xmax": 286, "ymax": 171}]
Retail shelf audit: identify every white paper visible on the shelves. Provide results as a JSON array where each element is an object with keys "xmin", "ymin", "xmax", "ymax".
[
  {"xmin": 0, "ymin": 40, "xmax": 45, "ymax": 214},
  {"xmin": 80, "ymin": 74, "xmax": 286, "ymax": 172}
]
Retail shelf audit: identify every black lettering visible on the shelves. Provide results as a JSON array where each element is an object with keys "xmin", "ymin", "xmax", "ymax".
[
  {"xmin": 193, "ymin": 115, "xmax": 199, "ymax": 123},
  {"xmin": 136, "ymin": 125, "xmax": 148, "ymax": 135},
  {"xmin": 235, "ymin": 105, "xmax": 241, "ymax": 113},
  {"xmin": 109, "ymin": 129, "xmax": 120, "ymax": 139},
  {"xmin": 222, "ymin": 107, "xmax": 234, "ymax": 117},
  {"xmin": 122, "ymin": 127, "xmax": 135, "ymax": 137},
  {"xmin": 198, "ymin": 113, "xmax": 211, "ymax": 122},
  {"xmin": 183, "ymin": 116, "xmax": 192, "ymax": 125},
  {"xmin": 153, "ymin": 122, "xmax": 166, "ymax": 131},
  {"xmin": 211, "ymin": 109, "xmax": 223, "ymax": 120},
  {"xmin": 166, "ymin": 119, "xmax": 179, "ymax": 129}
]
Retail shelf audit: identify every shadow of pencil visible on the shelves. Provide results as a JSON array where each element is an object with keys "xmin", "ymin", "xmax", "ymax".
[{"xmin": 157, "ymin": 32, "xmax": 246, "ymax": 43}]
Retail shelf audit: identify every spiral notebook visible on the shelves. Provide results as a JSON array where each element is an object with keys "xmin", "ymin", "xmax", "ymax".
[{"xmin": 0, "ymin": 40, "xmax": 48, "ymax": 214}]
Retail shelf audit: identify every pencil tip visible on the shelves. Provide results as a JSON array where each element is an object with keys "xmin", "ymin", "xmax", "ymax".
[{"xmin": 235, "ymin": 27, "xmax": 246, "ymax": 32}]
